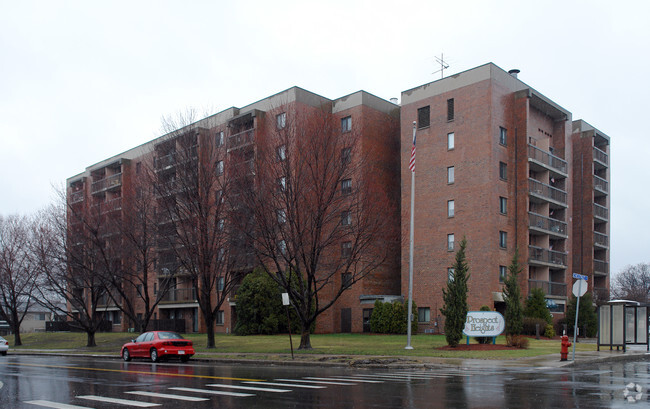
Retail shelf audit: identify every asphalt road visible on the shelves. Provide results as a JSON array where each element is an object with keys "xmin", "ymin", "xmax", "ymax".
[{"xmin": 0, "ymin": 355, "xmax": 648, "ymax": 408}]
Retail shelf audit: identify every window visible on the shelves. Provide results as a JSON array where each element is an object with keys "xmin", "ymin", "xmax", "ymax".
[
  {"xmin": 417, "ymin": 106, "xmax": 430, "ymax": 129},
  {"xmin": 341, "ymin": 272, "xmax": 352, "ymax": 288},
  {"xmin": 216, "ymin": 131, "xmax": 224, "ymax": 147},
  {"xmin": 499, "ymin": 127, "xmax": 507, "ymax": 146},
  {"xmin": 448, "ymin": 268, "xmax": 455, "ymax": 282},
  {"xmin": 113, "ymin": 311, "xmax": 122, "ymax": 325},
  {"xmin": 276, "ymin": 112, "xmax": 286, "ymax": 129},
  {"xmin": 216, "ymin": 310, "xmax": 224, "ymax": 325},
  {"xmin": 499, "ymin": 266, "xmax": 507, "ymax": 283},
  {"xmin": 447, "ymin": 98, "xmax": 454, "ymax": 121},
  {"xmin": 215, "ymin": 189, "xmax": 223, "ymax": 203},
  {"xmin": 217, "ymin": 247, "xmax": 225, "ymax": 262},
  {"xmin": 136, "ymin": 162, "xmax": 141, "ymax": 174},
  {"xmin": 217, "ymin": 218, "xmax": 225, "ymax": 231},
  {"xmin": 447, "ymin": 233, "xmax": 455, "ymax": 251},
  {"xmin": 447, "ymin": 200, "xmax": 455, "ymax": 218},
  {"xmin": 341, "ymin": 241, "xmax": 352, "ymax": 258},
  {"xmin": 341, "ymin": 179, "xmax": 352, "ymax": 195},
  {"xmin": 278, "ymin": 240, "xmax": 287, "ymax": 255},
  {"xmin": 418, "ymin": 307, "xmax": 430, "ymax": 323},
  {"xmin": 154, "ymin": 282, "xmax": 158, "ymax": 295},
  {"xmin": 34, "ymin": 313, "xmax": 46, "ymax": 321},
  {"xmin": 499, "ymin": 162, "xmax": 507, "ymax": 180},
  {"xmin": 499, "ymin": 231, "xmax": 507, "ymax": 248},
  {"xmin": 216, "ymin": 160, "xmax": 224, "ymax": 176},
  {"xmin": 276, "ymin": 144, "xmax": 286, "ymax": 161},
  {"xmin": 447, "ymin": 132, "xmax": 455, "ymax": 150},
  {"xmin": 341, "ymin": 211, "xmax": 351, "ymax": 226},
  {"xmin": 277, "ymin": 208, "xmax": 286, "ymax": 224},
  {"xmin": 278, "ymin": 176, "xmax": 286, "ymax": 191},
  {"xmin": 447, "ymin": 166, "xmax": 455, "ymax": 184},
  {"xmin": 499, "ymin": 197, "xmax": 507, "ymax": 214},
  {"xmin": 217, "ymin": 277, "xmax": 224, "ymax": 292},
  {"xmin": 341, "ymin": 147, "xmax": 351, "ymax": 164},
  {"xmin": 341, "ymin": 116, "xmax": 352, "ymax": 132}
]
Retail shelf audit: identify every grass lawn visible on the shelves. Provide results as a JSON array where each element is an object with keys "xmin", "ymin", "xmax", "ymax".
[{"xmin": 10, "ymin": 332, "xmax": 598, "ymax": 360}]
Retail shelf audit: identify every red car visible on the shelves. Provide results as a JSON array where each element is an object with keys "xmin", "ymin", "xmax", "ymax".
[{"xmin": 121, "ymin": 331, "xmax": 194, "ymax": 363}]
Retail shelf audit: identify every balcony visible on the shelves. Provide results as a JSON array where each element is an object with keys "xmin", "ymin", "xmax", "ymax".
[
  {"xmin": 70, "ymin": 190, "xmax": 84, "ymax": 204},
  {"xmin": 594, "ymin": 175, "xmax": 608, "ymax": 196},
  {"xmin": 528, "ymin": 279, "xmax": 567, "ymax": 297},
  {"xmin": 528, "ymin": 144, "xmax": 568, "ymax": 178},
  {"xmin": 594, "ymin": 259, "xmax": 609, "ymax": 276},
  {"xmin": 528, "ymin": 212, "xmax": 567, "ymax": 238},
  {"xmin": 154, "ymin": 152, "xmax": 176, "ymax": 170},
  {"xmin": 91, "ymin": 173, "xmax": 122, "ymax": 194},
  {"xmin": 594, "ymin": 231, "xmax": 609, "ymax": 248},
  {"xmin": 594, "ymin": 203, "xmax": 609, "ymax": 221},
  {"xmin": 160, "ymin": 288, "xmax": 197, "ymax": 304},
  {"xmin": 528, "ymin": 179, "xmax": 567, "ymax": 208},
  {"xmin": 154, "ymin": 145, "xmax": 198, "ymax": 172},
  {"xmin": 227, "ymin": 129, "xmax": 254, "ymax": 151},
  {"xmin": 98, "ymin": 197, "xmax": 122, "ymax": 214},
  {"xmin": 593, "ymin": 147, "xmax": 608, "ymax": 169},
  {"xmin": 528, "ymin": 245, "xmax": 568, "ymax": 268}
]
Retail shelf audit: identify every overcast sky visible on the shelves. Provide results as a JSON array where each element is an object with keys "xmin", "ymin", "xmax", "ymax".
[{"xmin": 1, "ymin": 0, "xmax": 648, "ymax": 276}]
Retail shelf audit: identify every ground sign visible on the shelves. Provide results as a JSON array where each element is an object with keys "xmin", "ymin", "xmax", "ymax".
[{"xmin": 463, "ymin": 311, "xmax": 505, "ymax": 344}]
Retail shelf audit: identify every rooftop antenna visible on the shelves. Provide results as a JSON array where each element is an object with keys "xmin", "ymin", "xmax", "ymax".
[{"xmin": 433, "ymin": 53, "xmax": 450, "ymax": 79}]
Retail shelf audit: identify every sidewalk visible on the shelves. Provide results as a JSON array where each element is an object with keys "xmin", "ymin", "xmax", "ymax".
[{"xmin": 10, "ymin": 345, "xmax": 648, "ymax": 370}]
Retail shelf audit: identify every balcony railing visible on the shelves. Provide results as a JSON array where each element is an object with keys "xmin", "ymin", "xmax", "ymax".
[
  {"xmin": 594, "ymin": 203, "xmax": 609, "ymax": 220},
  {"xmin": 154, "ymin": 152, "xmax": 176, "ymax": 169},
  {"xmin": 528, "ymin": 245, "xmax": 568, "ymax": 268},
  {"xmin": 593, "ymin": 147, "xmax": 608, "ymax": 167},
  {"xmin": 528, "ymin": 212, "xmax": 567, "ymax": 237},
  {"xmin": 528, "ymin": 279, "xmax": 567, "ymax": 297},
  {"xmin": 228, "ymin": 129, "xmax": 254, "ymax": 150},
  {"xmin": 594, "ymin": 231, "xmax": 609, "ymax": 247},
  {"xmin": 528, "ymin": 179, "xmax": 567, "ymax": 207},
  {"xmin": 154, "ymin": 146, "xmax": 198, "ymax": 170},
  {"xmin": 594, "ymin": 175, "xmax": 608, "ymax": 194},
  {"xmin": 528, "ymin": 144, "xmax": 568, "ymax": 175},
  {"xmin": 91, "ymin": 173, "xmax": 122, "ymax": 194},
  {"xmin": 98, "ymin": 197, "xmax": 122, "ymax": 214},
  {"xmin": 160, "ymin": 288, "xmax": 197, "ymax": 303},
  {"xmin": 70, "ymin": 190, "xmax": 84, "ymax": 204},
  {"xmin": 594, "ymin": 259, "xmax": 609, "ymax": 275}
]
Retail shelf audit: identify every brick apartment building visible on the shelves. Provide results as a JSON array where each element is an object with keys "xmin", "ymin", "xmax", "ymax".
[
  {"xmin": 67, "ymin": 62, "xmax": 610, "ymax": 334},
  {"xmin": 67, "ymin": 87, "xmax": 401, "ymax": 334},
  {"xmin": 400, "ymin": 63, "xmax": 610, "ymax": 332}
]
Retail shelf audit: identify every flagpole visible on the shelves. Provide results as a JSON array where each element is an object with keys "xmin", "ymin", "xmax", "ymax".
[{"xmin": 406, "ymin": 121, "xmax": 416, "ymax": 350}]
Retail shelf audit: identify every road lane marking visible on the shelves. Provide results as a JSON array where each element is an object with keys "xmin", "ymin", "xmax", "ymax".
[
  {"xmin": 126, "ymin": 391, "xmax": 209, "ymax": 401},
  {"xmin": 305, "ymin": 377, "xmax": 384, "ymax": 383},
  {"xmin": 206, "ymin": 383, "xmax": 291, "ymax": 393},
  {"xmin": 275, "ymin": 378, "xmax": 357, "ymax": 385},
  {"xmin": 169, "ymin": 387, "xmax": 254, "ymax": 397},
  {"xmin": 25, "ymin": 401, "xmax": 94, "ymax": 409},
  {"xmin": 3, "ymin": 362, "xmax": 263, "ymax": 382},
  {"xmin": 244, "ymin": 381, "xmax": 326, "ymax": 389},
  {"xmin": 78, "ymin": 395, "xmax": 160, "ymax": 407}
]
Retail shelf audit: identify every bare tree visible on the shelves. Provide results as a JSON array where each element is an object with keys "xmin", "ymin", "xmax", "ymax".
[
  {"xmin": 31, "ymin": 195, "xmax": 110, "ymax": 347},
  {"xmin": 154, "ymin": 110, "xmax": 240, "ymax": 348},
  {"xmin": 611, "ymin": 263, "xmax": 650, "ymax": 304},
  {"xmin": 0, "ymin": 214, "xmax": 40, "ymax": 346},
  {"xmin": 238, "ymin": 106, "xmax": 397, "ymax": 349}
]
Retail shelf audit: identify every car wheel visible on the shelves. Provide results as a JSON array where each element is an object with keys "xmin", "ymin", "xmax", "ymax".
[
  {"xmin": 150, "ymin": 348, "xmax": 159, "ymax": 363},
  {"xmin": 1, "ymin": 351, "xmax": 6, "ymax": 356},
  {"xmin": 180, "ymin": 356, "xmax": 190, "ymax": 363},
  {"xmin": 122, "ymin": 348, "xmax": 131, "ymax": 361}
]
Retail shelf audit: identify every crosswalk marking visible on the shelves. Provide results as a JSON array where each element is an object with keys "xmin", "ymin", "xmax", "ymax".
[
  {"xmin": 206, "ymin": 383, "xmax": 291, "ymax": 393},
  {"xmin": 351, "ymin": 373, "xmax": 443, "ymax": 380},
  {"xmin": 275, "ymin": 378, "xmax": 357, "ymax": 386},
  {"xmin": 77, "ymin": 395, "xmax": 160, "ymax": 407},
  {"xmin": 25, "ymin": 401, "xmax": 94, "ymax": 409},
  {"xmin": 126, "ymin": 391, "xmax": 209, "ymax": 401},
  {"xmin": 305, "ymin": 377, "xmax": 384, "ymax": 383},
  {"xmin": 244, "ymin": 381, "xmax": 326, "ymax": 389},
  {"xmin": 169, "ymin": 387, "xmax": 254, "ymax": 397}
]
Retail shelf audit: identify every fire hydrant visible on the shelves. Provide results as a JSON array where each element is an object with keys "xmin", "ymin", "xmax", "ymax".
[{"xmin": 560, "ymin": 335, "xmax": 571, "ymax": 361}]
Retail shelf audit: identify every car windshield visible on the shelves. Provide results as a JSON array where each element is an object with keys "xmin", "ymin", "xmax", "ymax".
[{"xmin": 157, "ymin": 332, "xmax": 183, "ymax": 340}]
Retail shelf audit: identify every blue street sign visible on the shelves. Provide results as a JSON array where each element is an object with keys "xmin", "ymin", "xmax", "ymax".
[{"xmin": 573, "ymin": 273, "xmax": 588, "ymax": 281}]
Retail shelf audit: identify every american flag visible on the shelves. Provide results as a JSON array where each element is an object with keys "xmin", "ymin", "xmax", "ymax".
[{"xmin": 408, "ymin": 132, "xmax": 416, "ymax": 172}]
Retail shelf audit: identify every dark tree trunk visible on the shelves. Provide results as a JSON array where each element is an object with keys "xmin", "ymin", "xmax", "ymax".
[
  {"xmin": 86, "ymin": 331, "xmax": 96, "ymax": 347},
  {"xmin": 298, "ymin": 329, "xmax": 312, "ymax": 350}
]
